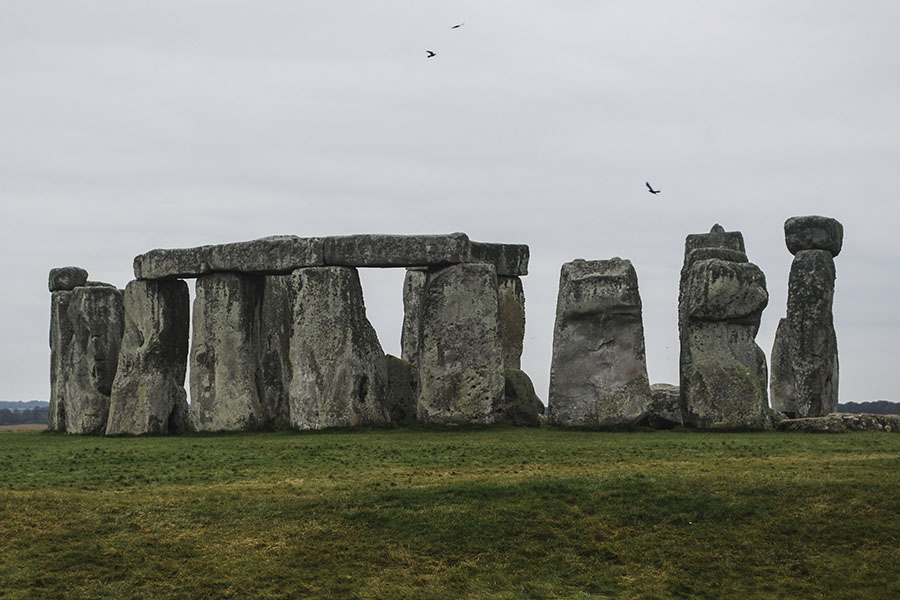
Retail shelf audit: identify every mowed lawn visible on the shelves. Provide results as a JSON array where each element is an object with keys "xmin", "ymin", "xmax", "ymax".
[{"xmin": 1, "ymin": 427, "xmax": 899, "ymax": 600}]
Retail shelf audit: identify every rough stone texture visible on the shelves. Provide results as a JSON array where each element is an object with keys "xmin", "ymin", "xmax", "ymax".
[
  {"xmin": 501, "ymin": 369, "xmax": 544, "ymax": 426},
  {"xmin": 498, "ymin": 276, "xmax": 526, "ymax": 370},
  {"xmin": 189, "ymin": 273, "xmax": 265, "ymax": 432},
  {"xmin": 469, "ymin": 242, "xmax": 529, "ymax": 276},
  {"xmin": 106, "ymin": 280, "xmax": 190, "ymax": 435},
  {"xmin": 417, "ymin": 263, "xmax": 505, "ymax": 425},
  {"xmin": 400, "ymin": 269, "xmax": 427, "ymax": 366},
  {"xmin": 548, "ymin": 259, "xmax": 652, "ymax": 427},
  {"xmin": 134, "ymin": 236, "xmax": 324, "ymax": 280},
  {"xmin": 65, "ymin": 286, "xmax": 125, "ymax": 434},
  {"xmin": 385, "ymin": 355, "xmax": 418, "ymax": 425},
  {"xmin": 49, "ymin": 266, "xmax": 88, "ymax": 292},
  {"xmin": 771, "ymin": 248, "xmax": 839, "ymax": 418},
  {"xmin": 777, "ymin": 413, "xmax": 900, "ymax": 433},
  {"xmin": 324, "ymin": 233, "xmax": 471, "ymax": 268},
  {"xmin": 784, "ymin": 215, "xmax": 843, "ymax": 257},
  {"xmin": 289, "ymin": 267, "xmax": 390, "ymax": 429},
  {"xmin": 48, "ymin": 290, "xmax": 75, "ymax": 432},
  {"xmin": 258, "ymin": 275, "xmax": 294, "ymax": 429},
  {"xmin": 679, "ymin": 225, "xmax": 770, "ymax": 430},
  {"xmin": 646, "ymin": 383, "xmax": 683, "ymax": 429}
]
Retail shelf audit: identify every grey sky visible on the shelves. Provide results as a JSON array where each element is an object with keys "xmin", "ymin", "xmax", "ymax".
[{"xmin": 2, "ymin": 2, "xmax": 898, "ymax": 404}]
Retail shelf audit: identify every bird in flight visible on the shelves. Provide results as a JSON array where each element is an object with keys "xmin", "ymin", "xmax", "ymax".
[
  {"xmin": 646, "ymin": 182, "xmax": 661, "ymax": 194},
  {"xmin": 426, "ymin": 50, "xmax": 436, "ymax": 58},
  {"xmin": 451, "ymin": 22, "xmax": 465, "ymax": 29}
]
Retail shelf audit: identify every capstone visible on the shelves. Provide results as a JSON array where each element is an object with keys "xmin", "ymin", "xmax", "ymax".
[
  {"xmin": 49, "ymin": 266, "xmax": 88, "ymax": 292},
  {"xmin": 784, "ymin": 215, "xmax": 843, "ymax": 257}
]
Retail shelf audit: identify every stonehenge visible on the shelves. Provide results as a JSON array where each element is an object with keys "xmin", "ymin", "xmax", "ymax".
[{"xmin": 770, "ymin": 216, "xmax": 842, "ymax": 417}]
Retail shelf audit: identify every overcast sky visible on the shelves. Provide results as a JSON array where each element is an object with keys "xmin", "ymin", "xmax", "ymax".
[{"xmin": 2, "ymin": 1, "xmax": 898, "ymax": 405}]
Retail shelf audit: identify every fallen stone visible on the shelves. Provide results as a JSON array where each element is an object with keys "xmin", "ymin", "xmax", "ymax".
[
  {"xmin": 289, "ymin": 267, "xmax": 390, "ymax": 429},
  {"xmin": 106, "ymin": 280, "xmax": 190, "ymax": 435},
  {"xmin": 258, "ymin": 275, "xmax": 294, "ymax": 429},
  {"xmin": 468, "ymin": 242, "xmax": 529, "ymax": 276},
  {"xmin": 501, "ymin": 369, "xmax": 544, "ymax": 426},
  {"xmin": 49, "ymin": 267, "xmax": 88, "ymax": 292},
  {"xmin": 417, "ymin": 263, "xmax": 505, "ymax": 425},
  {"xmin": 646, "ymin": 383, "xmax": 683, "ymax": 429},
  {"xmin": 784, "ymin": 215, "xmax": 843, "ymax": 257},
  {"xmin": 777, "ymin": 413, "xmax": 899, "ymax": 433},
  {"xmin": 498, "ymin": 276, "xmax": 526, "ymax": 370},
  {"xmin": 65, "ymin": 286, "xmax": 125, "ymax": 434},
  {"xmin": 323, "ymin": 233, "xmax": 470, "ymax": 268},
  {"xmin": 189, "ymin": 273, "xmax": 265, "ymax": 432},
  {"xmin": 385, "ymin": 355, "xmax": 418, "ymax": 425},
  {"xmin": 400, "ymin": 269, "xmax": 427, "ymax": 366},
  {"xmin": 548, "ymin": 259, "xmax": 651, "ymax": 427}
]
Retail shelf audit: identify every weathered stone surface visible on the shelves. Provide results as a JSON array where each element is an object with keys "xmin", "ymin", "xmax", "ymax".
[
  {"xmin": 785, "ymin": 215, "xmax": 843, "ymax": 257},
  {"xmin": 548, "ymin": 259, "xmax": 651, "ymax": 427},
  {"xmin": 501, "ymin": 369, "xmax": 544, "ymax": 426},
  {"xmin": 417, "ymin": 263, "xmax": 505, "ymax": 425},
  {"xmin": 106, "ymin": 280, "xmax": 190, "ymax": 435},
  {"xmin": 498, "ymin": 276, "xmax": 526, "ymax": 370},
  {"xmin": 48, "ymin": 290, "xmax": 75, "ymax": 431},
  {"xmin": 323, "ymin": 233, "xmax": 470, "ymax": 268},
  {"xmin": 646, "ymin": 383, "xmax": 682, "ymax": 429},
  {"xmin": 65, "ymin": 286, "xmax": 124, "ymax": 434},
  {"xmin": 385, "ymin": 355, "xmax": 418, "ymax": 425},
  {"xmin": 400, "ymin": 269, "xmax": 427, "ymax": 366},
  {"xmin": 189, "ymin": 273, "xmax": 265, "ymax": 432},
  {"xmin": 683, "ymin": 247, "xmax": 748, "ymax": 269},
  {"xmin": 469, "ymin": 242, "xmax": 529, "ymax": 276},
  {"xmin": 679, "ymin": 225, "xmax": 770, "ymax": 430},
  {"xmin": 258, "ymin": 275, "xmax": 294, "ymax": 430},
  {"xmin": 49, "ymin": 266, "xmax": 88, "ymax": 292},
  {"xmin": 289, "ymin": 267, "xmax": 390, "ymax": 429},
  {"xmin": 777, "ymin": 413, "xmax": 900, "ymax": 433},
  {"xmin": 134, "ymin": 236, "xmax": 324, "ymax": 280},
  {"xmin": 771, "ymin": 249, "xmax": 839, "ymax": 417}
]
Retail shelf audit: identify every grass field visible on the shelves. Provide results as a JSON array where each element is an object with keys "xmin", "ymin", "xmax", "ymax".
[{"xmin": 1, "ymin": 427, "xmax": 899, "ymax": 599}]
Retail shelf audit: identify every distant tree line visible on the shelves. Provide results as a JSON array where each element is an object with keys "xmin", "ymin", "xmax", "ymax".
[
  {"xmin": 0, "ymin": 406, "xmax": 48, "ymax": 426},
  {"xmin": 839, "ymin": 401, "xmax": 900, "ymax": 415}
]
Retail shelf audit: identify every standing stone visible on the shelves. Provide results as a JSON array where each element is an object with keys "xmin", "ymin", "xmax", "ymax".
[
  {"xmin": 106, "ymin": 280, "xmax": 190, "ymax": 435},
  {"xmin": 771, "ymin": 216, "xmax": 842, "ymax": 417},
  {"xmin": 190, "ymin": 273, "xmax": 265, "ymax": 432},
  {"xmin": 65, "ymin": 285, "xmax": 125, "ymax": 434},
  {"xmin": 548, "ymin": 259, "xmax": 651, "ymax": 427},
  {"xmin": 417, "ymin": 263, "xmax": 505, "ymax": 425},
  {"xmin": 502, "ymin": 369, "xmax": 544, "ymax": 426},
  {"xmin": 289, "ymin": 267, "xmax": 390, "ymax": 429},
  {"xmin": 679, "ymin": 225, "xmax": 770, "ymax": 429},
  {"xmin": 385, "ymin": 354, "xmax": 418, "ymax": 425},
  {"xmin": 258, "ymin": 275, "xmax": 294, "ymax": 429},
  {"xmin": 400, "ymin": 269, "xmax": 427, "ymax": 366},
  {"xmin": 49, "ymin": 290, "xmax": 75, "ymax": 432},
  {"xmin": 498, "ymin": 276, "xmax": 526, "ymax": 370}
]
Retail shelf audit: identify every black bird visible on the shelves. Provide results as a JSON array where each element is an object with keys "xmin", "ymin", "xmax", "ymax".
[
  {"xmin": 451, "ymin": 22, "xmax": 465, "ymax": 29},
  {"xmin": 646, "ymin": 182, "xmax": 661, "ymax": 194},
  {"xmin": 426, "ymin": 50, "xmax": 436, "ymax": 58}
]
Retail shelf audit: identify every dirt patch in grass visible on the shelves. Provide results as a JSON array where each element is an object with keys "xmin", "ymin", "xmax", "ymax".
[{"xmin": 0, "ymin": 423, "xmax": 46, "ymax": 432}]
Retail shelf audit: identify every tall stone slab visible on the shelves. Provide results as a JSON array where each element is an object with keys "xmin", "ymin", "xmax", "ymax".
[
  {"xmin": 400, "ymin": 269, "xmax": 427, "ymax": 366},
  {"xmin": 106, "ymin": 280, "xmax": 190, "ymax": 435},
  {"xmin": 49, "ymin": 290, "xmax": 75, "ymax": 432},
  {"xmin": 289, "ymin": 267, "xmax": 390, "ymax": 429},
  {"xmin": 548, "ymin": 259, "xmax": 651, "ymax": 427},
  {"xmin": 65, "ymin": 285, "xmax": 125, "ymax": 434},
  {"xmin": 679, "ymin": 225, "xmax": 770, "ymax": 429},
  {"xmin": 190, "ymin": 273, "xmax": 264, "ymax": 432},
  {"xmin": 258, "ymin": 274, "xmax": 294, "ymax": 429},
  {"xmin": 498, "ymin": 276, "xmax": 526, "ymax": 370},
  {"xmin": 771, "ymin": 216, "xmax": 842, "ymax": 417},
  {"xmin": 417, "ymin": 263, "xmax": 505, "ymax": 425}
]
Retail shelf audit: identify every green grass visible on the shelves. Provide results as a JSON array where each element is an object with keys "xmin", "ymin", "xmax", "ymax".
[{"xmin": 1, "ymin": 427, "xmax": 899, "ymax": 599}]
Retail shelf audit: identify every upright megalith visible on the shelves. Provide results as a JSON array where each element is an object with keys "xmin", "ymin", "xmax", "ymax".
[
  {"xmin": 258, "ymin": 275, "xmax": 294, "ymax": 429},
  {"xmin": 65, "ymin": 285, "xmax": 125, "ymax": 434},
  {"xmin": 498, "ymin": 276, "xmax": 526, "ymax": 370},
  {"xmin": 417, "ymin": 263, "xmax": 505, "ymax": 425},
  {"xmin": 401, "ymin": 269, "xmax": 427, "ymax": 366},
  {"xmin": 190, "ymin": 273, "xmax": 265, "ymax": 432},
  {"xmin": 289, "ymin": 266, "xmax": 390, "ymax": 429},
  {"xmin": 679, "ymin": 225, "xmax": 770, "ymax": 429},
  {"xmin": 107, "ymin": 280, "xmax": 190, "ymax": 435},
  {"xmin": 548, "ymin": 258, "xmax": 651, "ymax": 427},
  {"xmin": 49, "ymin": 289, "xmax": 75, "ymax": 432},
  {"xmin": 771, "ymin": 216, "xmax": 842, "ymax": 417}
]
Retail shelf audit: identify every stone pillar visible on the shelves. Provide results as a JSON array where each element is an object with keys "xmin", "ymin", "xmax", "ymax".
[
  {"xmin": 190, "ymin": 273, "xmax": 264, "ymax": 432},
  {"xmin": 258, "ymin": 274, "xmax": 293, "ymax": 429},
  {"xmin": 400, "ymin": 269, "xmax": 426, "ymax": 366},
  {"xmin": 679, "ymin": 225, "xmax": 770, "ymax": 429},
  {"xmin": 48, "ymin": 267, "xmax": 90, "ymax": 432},
  {"xmin": 548, "ymin": 258, "xmax": 651, "ymax": 427},
  {"xmin": 289, "ymin": 267, "xmax": 389, "ymax": 429},
  {"xmin": 417, "ymin": 263, "xmax": 505, "ymax": 425},
  {"xmin": 770, "ymin": 216, "xmax": 842, "ymax": 417},
  {"xmin": 65, "ymin": 285, "xmax": 125, "ymax": 434},
  {"xmin": 106, "ymin": 279, "xmax": 190, "ymax": 435},
  {"xmin": 498, "ymin": 276, "xmax": 526, "ymax": 370}
]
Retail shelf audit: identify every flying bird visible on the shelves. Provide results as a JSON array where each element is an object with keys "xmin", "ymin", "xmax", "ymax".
[
  {"xmin": 426, "ymin": 50, "xmax": 436, "ymax": 58},
  {"xmin": 646, "ymin": 182, "xmax": 661, "ymax": 194},
  {"xmin": 451, "ymin": 22, "xmax": 465, "ymax": 29}
]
